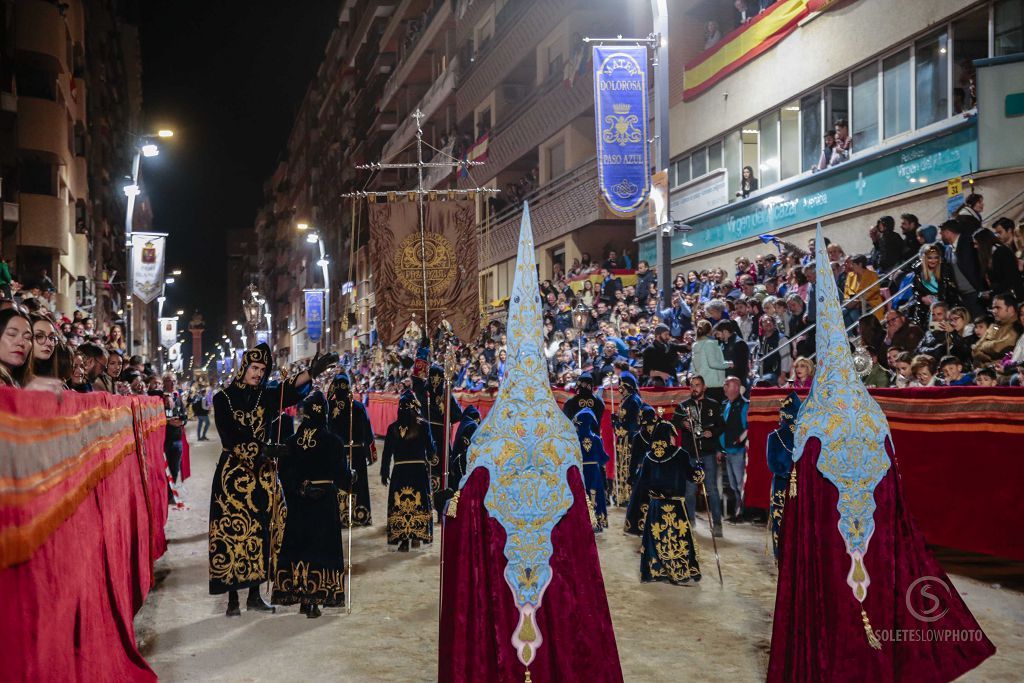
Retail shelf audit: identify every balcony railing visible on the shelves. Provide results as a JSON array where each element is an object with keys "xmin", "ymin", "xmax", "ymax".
[
  {"xmin": 478, "ymin": 159, "xmax": 626, "ymax": 268},
  {"xmin": 380, "ymin": 54, "xmax": 461, "ymax": 162},
  {"xmin": 379, "ymin": 0, "xmax": 451, "ymax": 109},
  {"xmin": 458, "ymin": 67, "xmax": 593, "ymax": 186}
]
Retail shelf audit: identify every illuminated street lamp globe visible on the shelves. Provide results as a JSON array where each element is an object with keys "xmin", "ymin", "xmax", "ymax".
[{"xmin": 242, "ymin": 283, "xmax": 262, "ymax": 341}]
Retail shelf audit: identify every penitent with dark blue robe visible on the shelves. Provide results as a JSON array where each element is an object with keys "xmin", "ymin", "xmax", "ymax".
[
  {"xmin": 623, "ymin": 406, "xmax": 657, "ymax": 536},
  {"xmin": 380, "ymin": 398, "xmax": 435, "ymax": 546},
  {"xmin": 448, "ymin": 405, "xmax": 480, "ymax": 488},
  {"xmin": 272, "ymin": 391, "xmax": 353, "ymax": 608},
  {"xmin": 574, "ymin": 408, "xmax": 609, "ymax": 532},
  {"xmin": 638, "ymin": 420, "xmax": 702, "ymax": 586},
  {"xmin": 766, "ymin": 392, "xmax": 801, "ymax": 561}
]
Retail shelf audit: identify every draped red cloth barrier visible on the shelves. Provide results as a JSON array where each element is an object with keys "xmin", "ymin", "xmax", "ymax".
[
  {"xmin": 0, "ymin": 388, "xmax": 168, "ymax": 681},
  {"xmin": 747, "ymin": 387, "xmax": 1024, "ymax": 561}
]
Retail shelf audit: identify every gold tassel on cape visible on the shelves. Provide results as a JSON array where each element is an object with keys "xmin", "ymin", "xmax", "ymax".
[
  {"xmin": 788, "ymin": 466, "xmax": 797, "ymax": 498},
  {"xmin": 446, "ymin": 490, "xmax": 461, "ymax": 518},
  {"xmin": 861, "ymin": 607, "xmax": 882, "ymax": 650}
]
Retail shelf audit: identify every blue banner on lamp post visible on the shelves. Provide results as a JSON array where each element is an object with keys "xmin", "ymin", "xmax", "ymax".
[
  {"xmin": 304, "ymin": 289, "xmax": 324, "ymax": 344},
  {"xmin": 593, "ymin": 45, "xmax": 650, "ymax": 216}
]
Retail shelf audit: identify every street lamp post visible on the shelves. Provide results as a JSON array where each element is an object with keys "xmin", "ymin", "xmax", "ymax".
[
  {"xmin": 124, "ymin": 129, "xmax": 174, "ymax": 357},
  {"xmin": 242, "ymin": 283, "xmax": 263, "ymax": 347}
]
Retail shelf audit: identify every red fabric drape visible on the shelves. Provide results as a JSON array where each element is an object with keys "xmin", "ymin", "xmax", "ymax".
[
  {"xmin": 439, "ymin": 466, "xmax": 623, "ymax": 682},
  {"xmin": 747, "ymin": 387, "xmax": 1024, "ymax": 560},
  {"xmin": 0, "ymin": 389, "xmax": 168, "ymax": 681},
  {"xmin": 768, "ymin": 438, "xmax": 995, "ymax": 681}
]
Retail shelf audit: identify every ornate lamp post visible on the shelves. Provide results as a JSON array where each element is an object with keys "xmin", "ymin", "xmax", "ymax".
[
  {"xmin": 573, "ymin": 303, "xmax": 588, "ymax": 368},
  {"xmin": 242, "ymin": 284, "xmax": 263, "ymax": 347}
]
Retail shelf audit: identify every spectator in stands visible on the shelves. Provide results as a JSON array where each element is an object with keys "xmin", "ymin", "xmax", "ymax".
[
  {"xmin": 884, "ymin": 308, "xmax": 924, "ymax": 353},
  {"xmin": 599, "ymin": 269, "xmax": 623, "ymax": 305},
  {"xmin": 830, "ymin": 119, "xmax": 852, "ymax": 167},
  {"xmin": 641, "ymin": 324, "xmax": 688, "ymax": 386},
  {"xmin": 972, "ymin": 293, "xmax": 1021, "ymax": 366},
  {"xmin": 843, "ymin": 255, "xmax": 884, "ymax": 326},
  {"xmin": 29, "ymin": 313, "xmax": 58, "ymax": 377},
  {"xmin": 911, "ymin": 243, "xmax": 960, "ymax": 327},
  {"xmin": 910, "ymin": 354, "xmax": 942, "ymax": 386},
  {"xmin": 789, "ymin": 356, "xmax": 814, "ymax": 390},
  {"xmin": 812, "ymin": 131, "xmax": 836, "ymax": 172},
  {"xmin": 992, "ymin": 217, "xmax": 1016, "ymax": 249},
  {"xmin": 602, "ymin": 250, "xmax": 622, "ymax": 271},
  {"xmin": 862, "ymin": 345, "xmax": 890, "ymax": 388},
  {"xmin": 916, "ymin": 302, "xmax": 970, "ymax": 364},
  {"xmin": 0, "ymin": 309, "xmax": 34, "ymax": 388},
  {"xmin": 891, "ymin": 351, "xmax": 914, "ymax": 388},
  {"xmin": 872, "ymin": 215, "xmax": 906, "ymax": 274},
  {"xmin": 594, "ymin": 340, "xmax": 625, "ymax": 384},
  {"xmin": 635, "ymin": 260, "xmax": 656, "ymax": 301},
  {"xmin": 858, "ymin": 313, "xmax": 886, "ymax": 353},
  {"xmin": 940, "ymin": 219, "xmax": 985, "ymax": 317},
  {"xmin": 899, "ymin": 213, "xmax": 922, "ymax": 260},
  {"xmin": 957, "ymin": 193, "xmax": 984, "ymax": 235},
  {"xmin": 940, "ymin": 355, "xmax": 974, "ymax": 386},
  {"xmin": 974, "ymin": 227, "xmax": 1024, "ymax": 301},
  {"xmin": 974, "ymin": 367, "xmax": 997, "ymax": 386},
  {"xmin": 715, "ymin": 320, "xmax": 750, "ymax": 388},
  {"xmin": 755, "ymin": 314, "xmax": 788, "ymax": 386},
  {"xmin": 691, "ymin": 319, "xmax": 731, "ymax": 400},
  {"xmin": 106, "ymin": 351, "xmax": 123, "ymax": 385},
  {"xmin": 579, "ymin": 279, "xmax": 596, "ymax": 307}
]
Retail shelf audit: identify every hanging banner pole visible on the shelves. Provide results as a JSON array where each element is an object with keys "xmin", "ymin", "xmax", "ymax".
[
  {"xmin": 303, "ymin": 289, "xmax": 325, "ymax": 349},
  {"xmin": 593, "ymin": 45, "xmax": 651, "ymax": 216},
  {"xmin": 130, "ymin": 232, "xmax": 168, "ymax": 304}
]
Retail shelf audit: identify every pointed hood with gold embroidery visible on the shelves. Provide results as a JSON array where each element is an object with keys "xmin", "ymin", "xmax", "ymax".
[
  {"xmin": 462, "ymin": 203, "xmax": 582, "ymax": 670},
  {"xmin": 794, "ymin": 223, "xmax": 891, "ymax": 632}
]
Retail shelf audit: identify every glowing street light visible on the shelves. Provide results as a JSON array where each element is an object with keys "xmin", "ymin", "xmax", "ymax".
[
  {"xmin": 296, "ymin": 222, "xmax": 309, "ymax": 231},
  {"xmin": 157, "ymin": 129, "xmax": 175, "ymax": 138},
  {"xmin": 171, "ymin": 269, "xmax": 182, "ymax": 276},
  {"xmin": 141, "ymin": 144, "xmax": 160, "ymax": 157}
]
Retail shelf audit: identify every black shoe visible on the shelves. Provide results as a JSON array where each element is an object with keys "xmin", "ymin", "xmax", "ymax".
[
  {"xmin": 299, "ymin": 603, "xmax": 310, "ymax": 615},
  {"xmin": 226, "ymin": 592, "xmax": 241, "ymax": 617},
  {"xmin": 712, "ymin": 524, "xmax": 724, "ymax": 538},
  {"xmin": 398, "ymin": 540, "xmax": 410, "ymax": 552},
  {"xmin": 246, "ymin": 589, "xmax": 276, "ymax": 613},
  {"xmin": 306, "ymin": 604, "xmax": 322, "ymax": 619},
  {"xmin": 411, "ymin": 539, "xmax": 421, "ymax": 548}
]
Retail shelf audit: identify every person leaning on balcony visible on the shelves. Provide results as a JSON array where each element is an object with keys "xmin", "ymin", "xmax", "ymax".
[
  {"xmin": 737, "ymin": 166, "xmax": 759, "ymax": 198},
  {"xmin": 704, "ymin": 21, "xmax": 722, "ymax": 50},
  {"xmin": 829, "ymin": 119, "xmax": 852, "ymax": 167},
  {"xmin": 811, "ymin": 131, "xmax": 836, "ymax": 172}
]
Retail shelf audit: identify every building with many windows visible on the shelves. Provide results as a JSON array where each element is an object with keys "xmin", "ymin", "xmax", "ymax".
[
  {"xmin": 1, "ymin": 0, "xmax": 147, "ymax": 331},
  {"xmin": 638, "ymin": 0, "xmax": 1024, "ymax": 273}
]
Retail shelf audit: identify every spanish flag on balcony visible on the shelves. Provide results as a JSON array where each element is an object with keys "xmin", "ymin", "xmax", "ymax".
[{"xmin": 683, "ymin": 0, "xmax": 838, "ymax": 101}]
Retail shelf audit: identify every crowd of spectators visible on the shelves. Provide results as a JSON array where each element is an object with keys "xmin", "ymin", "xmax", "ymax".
[{"xmin": 334, "ymin": 193, "xmax": 1024, "ymax": 399}]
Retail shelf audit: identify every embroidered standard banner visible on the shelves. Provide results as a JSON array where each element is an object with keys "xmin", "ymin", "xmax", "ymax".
[
  {"xmin": 158, "ymin": 316, "xmax": 177, "ymax": 349},
  {"xmin": 368, "ymin": 199, "xmax": 479, "ymax": 345},
  {"xmin": 130, "ymin": 232, "xmax": 167, "ymax": 304},
  {"xmin": 303, "ymin": 289, "xmax": 324, "ymax": 344},
  {"xmin": 593, "ymin": 45, "xmax": 650, "ymax": 216}
]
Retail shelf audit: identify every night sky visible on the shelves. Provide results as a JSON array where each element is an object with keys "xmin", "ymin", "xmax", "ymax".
[{"xmin": 137, "ymin": 0, "xmax": 338, "ymax": 364}]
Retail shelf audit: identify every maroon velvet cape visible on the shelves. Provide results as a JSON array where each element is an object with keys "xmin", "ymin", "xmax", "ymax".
[
  {"xmin": 438, "ymin": 466, "xmax": 623, "ymax": 683},
  {"xmin": 768, "ymin": 438, "xmax": 996, "ymax": 682}
]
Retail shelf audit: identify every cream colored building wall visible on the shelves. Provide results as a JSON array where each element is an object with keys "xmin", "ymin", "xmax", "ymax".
[{"xmin": 669, "ymin": 0, "xmax": 982, "ymax": 157}]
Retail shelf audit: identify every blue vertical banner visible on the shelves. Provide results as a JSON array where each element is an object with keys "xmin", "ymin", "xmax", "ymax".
[
  {"xmin": 304, "ymin": 289, "xmax": 324, "ymax": 344},
  {"xmin": 593, "ymin": 45, "xmax": 650, "ymax": 215},
  {"xmin": 255, "ymin": 330, "xmax": 269, "ymax": 345}
]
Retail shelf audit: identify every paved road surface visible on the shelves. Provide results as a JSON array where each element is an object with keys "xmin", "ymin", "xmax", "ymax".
[{"xmin": 135, "ymin": 422, "xmax": 1024, "ymax": 681}]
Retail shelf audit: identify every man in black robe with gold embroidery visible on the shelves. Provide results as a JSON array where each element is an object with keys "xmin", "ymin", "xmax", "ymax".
[
  {"xmin": 414, "ymin": 362, "xmax": 462, "ymax": 497},
  {"xmin": 562, "ymin": 371, "xmax": 605, "ymax": 423},
  {"xmin": 327, "ymin": 372, "xmax": 374, "ymax": 527},
  {"xmin": 210, "ymin": 343, "xmax": 337, "ymax": 617},
  {"xmin": 638, "ymin": 418, "xmax": 702, "ymax": 585},
  {"xmin": 273, "ymin": 391, "xmax": 353, "ymax": 618},
  {"xmin": 381, "ymin": 390, "xmax": 435, "ymax": 552}
]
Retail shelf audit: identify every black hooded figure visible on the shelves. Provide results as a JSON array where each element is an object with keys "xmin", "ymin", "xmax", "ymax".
[
  {"xmin": 623, "ymin": 405, "xmax": 658, "ymax": 535},
  {"xmin": 448, "ymin": 404, "xmax": 481, "ymax": 488},
  {"xmin": 414, "ymin": 360, "xmax": 463, "ymax": 495},
  {"xmin": 562, "ymin": 370, "xmax": 605, "ymax": 423},
  {"xmin": 210, "ymin": 343, "xmax": 338, "ymax": 616},
  {"xmin": 766, "ymin": 392, "xmax": 802, "ymax": 561},
  {"xmin": 327, "ymin": 372, "xmax": 374, "ymax": 526},
  {"xmin": 381, "ymin": 390, "xmax": 435, "ymax": 551},
  {"xmin": 272, "ymin": 391, "xmax": 354, "ymax": 618}
]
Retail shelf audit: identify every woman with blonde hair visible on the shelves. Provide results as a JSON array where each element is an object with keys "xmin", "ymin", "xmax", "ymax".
[{"xmin": 790, "ymin": 356, "xmax": 814, "ymax": 389}]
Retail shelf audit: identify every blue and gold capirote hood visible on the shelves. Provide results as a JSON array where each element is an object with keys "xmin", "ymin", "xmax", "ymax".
[{"xmin": 462, "ymin": 203, "xmax": 583, "ymax": 669}]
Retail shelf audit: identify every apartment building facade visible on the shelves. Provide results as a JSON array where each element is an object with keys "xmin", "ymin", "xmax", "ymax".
[
  {"xmin": 639, "ymin": 0, "xmax": 1024, "ymax": 275},
  {"xmin": 1, "ymin": 0, "xmax": 145, "ymax": 330}
]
